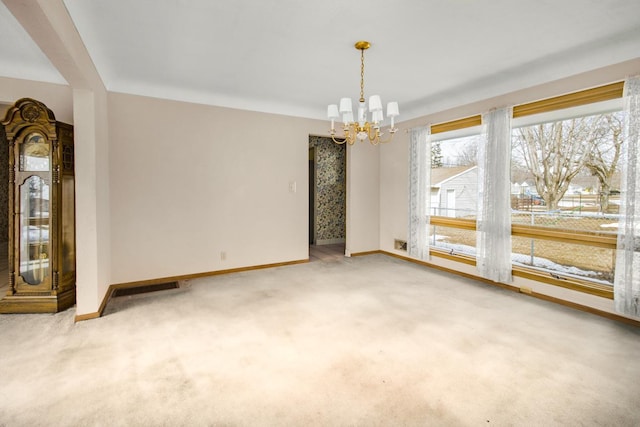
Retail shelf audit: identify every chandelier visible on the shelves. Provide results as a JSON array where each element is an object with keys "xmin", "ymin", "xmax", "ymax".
[{"xmin": 327, "ymin": 41, "xmax": 399, "ymax": 145}]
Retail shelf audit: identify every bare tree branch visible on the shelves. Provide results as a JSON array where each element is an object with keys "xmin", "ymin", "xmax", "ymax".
[
  {"xmin": 514, "ymin": 115, "xmax": 605, "ymax": 210},
  {"xmin": 585, "ymin": 112, "xmax": 624, "ymax": 212}
]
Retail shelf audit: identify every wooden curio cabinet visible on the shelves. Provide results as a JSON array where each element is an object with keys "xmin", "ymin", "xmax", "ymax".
[{"xmin": 0, "ymin": 98, "xmax": 76, "ymax": 313}]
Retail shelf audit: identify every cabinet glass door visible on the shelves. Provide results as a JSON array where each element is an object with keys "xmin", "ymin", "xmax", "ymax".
[
  {"xmin": 19, "ymin": 176, "xmax": 50, "ymax": 285},
  {"xmin": 20, "ymin": 132, "xmax": 50, "ymax": 171}
]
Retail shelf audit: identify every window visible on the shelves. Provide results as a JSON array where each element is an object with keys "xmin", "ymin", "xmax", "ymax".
[
  {"xmin": 421, "ymin": 83, "xmax": 625, "ymax": 296},
  {"xmin": 510, "ymin": 109, "xmax": 623, "ymax": 284},
  {"xmin": 429, "ymin": 133, "xmax": 480, "ymax": 255}
]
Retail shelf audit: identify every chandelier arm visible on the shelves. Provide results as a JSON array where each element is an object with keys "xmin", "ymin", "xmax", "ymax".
[
  {"xmin": 330, "ymin": 133, "xmax": 347, "ymax": 145},
  {"xmin": 367, "ymin": 125, "xmax": 379, "ymax": 142},
  {"xmin": 330, "ymin": 125, "xmax": 357, "ymax": 145},
  {"xmin": 374, "ymin": 128, "xmax": 399, "ymax": 144}
]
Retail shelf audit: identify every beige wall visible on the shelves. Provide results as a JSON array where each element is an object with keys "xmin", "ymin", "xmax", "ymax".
[
  {"xmin": 108, "ymin": 93, "xmax": 332, "ymax": 284},
  {"xmin": 346, "ymin": 142, "xmax": 380, "ymax": 255},
  {"xmin": 74, "ymin": 88, "xmax": 111, "ymax": 315},
  {"xmin": 1, "ymin": 75, "xmax": 384, "ymax": 313},
  {"xmin": 379, "ymin": 58, "xmax": 640, "ymax": 319},
  {"xmin": 0, "ymin": 77, "xmax": 72, "ymax": 123}
]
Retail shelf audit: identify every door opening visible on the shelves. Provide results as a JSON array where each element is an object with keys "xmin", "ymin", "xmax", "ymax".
[
  {"xmin": 309, "ymin": 147, "xmax": 315, "ymax": 244},
  {"xmin": 308, "ymin": 136, "xmax": 346, "ymax": 251}
]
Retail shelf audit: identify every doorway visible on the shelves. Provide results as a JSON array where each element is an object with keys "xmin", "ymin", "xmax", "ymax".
[
  {"xmin": 309, "ymin": 147, "xmax": 315, "ymax": 244},
  {"xmin": 308, "ymin": 136, "xmax": 346, "ymax": 250}
]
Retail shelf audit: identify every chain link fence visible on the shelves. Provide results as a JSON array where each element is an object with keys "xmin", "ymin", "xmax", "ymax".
[
  {"xmin": 510, "ymin": 209, "xmax": 619, "ymax": 234},
  {"xmin": 430, "ymin": 206, "xmax": 619, "ymax": 284}
]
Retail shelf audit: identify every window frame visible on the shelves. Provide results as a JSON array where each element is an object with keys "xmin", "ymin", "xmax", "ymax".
[{"xmin": 424, "ymin": 81, "xmax": 624, "ymax": 299}]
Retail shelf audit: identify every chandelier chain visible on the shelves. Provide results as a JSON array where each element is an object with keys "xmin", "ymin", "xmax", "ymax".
[{"xmin": 359, "ymin": 48, "xmax": 365, "ymax": 102}]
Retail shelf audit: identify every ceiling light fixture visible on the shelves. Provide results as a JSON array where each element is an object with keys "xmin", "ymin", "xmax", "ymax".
[{"xmin": 327, "ymin": 41, "xmax": 399, "ymax": 145}]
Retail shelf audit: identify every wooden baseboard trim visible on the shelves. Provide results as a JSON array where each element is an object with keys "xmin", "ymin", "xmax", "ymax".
[
  {"xmin": 529, "ymin": 291, "xmax": 640, "ymax": 327},
  {"xmin": 379, "ymin": 251, "xmax": 640, "ymax": 328},
  {"xmin": 74, "ymin": 311, "xmax": 101, "ymax": 322},
  {"xmin": 428, "ymin": 249, "xmax": 613, "ymax": 299},
  {"xmin": 75, "ymin": 258, "xmax": 309, "ymax": 322},
  {"xmin": 382, "ymin": 250, "xmax": 516, "ymax": 290},
  {"xmin": 74, "ymin": 284, "xmax": 116, "ymax": 322},
  {"xmin": 75, "ymin": 251, "xmax": 639, "ymax": 328},
  {"xmin": 350, "ymin": 250, "xmax": 383, "ymax": 257}
]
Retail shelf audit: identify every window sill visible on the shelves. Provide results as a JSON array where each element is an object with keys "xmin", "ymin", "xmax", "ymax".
[{"xmin": 429, "ymin": 248, "xmax": 613, "ymax": 299}]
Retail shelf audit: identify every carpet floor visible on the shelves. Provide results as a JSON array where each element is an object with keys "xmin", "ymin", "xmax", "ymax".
[{"xmin": 1, "ymin": 254, "xmax": 639, "ymax": 426}]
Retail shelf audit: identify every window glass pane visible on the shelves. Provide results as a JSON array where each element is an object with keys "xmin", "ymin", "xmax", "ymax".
[
  {"xmin": 19, "ymin": 176, "xmax": 50, "ymax": 285},
  {"xmin": 512, "ymin": 236, "xmax": 614, "ymax": 284},
  {"xmin": 511, "ymin": 111, "xmax": 624, "ymax": 230},
  {"xmin": 430, "ymin": 134, "xmax": 480, "ymax": 219},
  {"xmin": 510, "ymin": 110, "xmax": 622, "ymax": 284},
  {"xmin": 430, "ymin": 224, "xmax": 477, "ymax": 257}
]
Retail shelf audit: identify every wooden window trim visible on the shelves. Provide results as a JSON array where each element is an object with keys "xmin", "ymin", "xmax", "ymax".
[
  {"xmin": 429, "ymin": 247, "xmax": 613, "ymax": 299},
  {"xmin": 429, "ymin": 81, "xmax": 624, "ymax": 134},
  {"xmin": 431, "ymin": 217, "xmax": 616, "ymax": 249},
  {"xmin": 430, "ymin": 216, "xmax": 476, "ymax": 230},
  {"xmin": 431, "ymin": 115, "xmax": 481, "ymax": 135},
  {"xmin": 512, "ymin": 81, "xmax": 624, "ymax": 118},
  {"xmin": 511, "ymin": 224, "xmax": 616, "ymax": 249},
  {"xmin": 429, "ymin": 216, "xmax": 615, "ymax": 299}
]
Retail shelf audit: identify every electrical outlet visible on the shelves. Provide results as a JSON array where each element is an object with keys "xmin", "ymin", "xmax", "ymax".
[{"xmin": 220, "ymin": 251, "xmax": 226, "ymax": 261}]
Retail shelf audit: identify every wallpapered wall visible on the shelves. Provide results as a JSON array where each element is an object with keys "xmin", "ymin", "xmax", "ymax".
[{"xmin": 309, "ymin": 136, "xmax": 346, "ymax": 244}]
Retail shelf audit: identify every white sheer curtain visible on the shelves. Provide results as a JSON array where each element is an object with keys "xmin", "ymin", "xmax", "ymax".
[
  {"xmin": 408, "ymin": 126, "xmax": 431, "ymax": 260},
  {"xmin": 614, "ymin": 75, "xmax": 640, "ymax": 318},
  {"xmin": 476, "ymin": 107, "xmax": 513, "ymax": 282}
]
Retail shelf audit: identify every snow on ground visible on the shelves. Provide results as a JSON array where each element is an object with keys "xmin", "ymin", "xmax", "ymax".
[
  {"xmin": 432, "ymin": 238, "xmax": 611, "ymax": 285},
  {"xmin": 600, "ymin": 223, "xmax": 618, "ymax": 228}
]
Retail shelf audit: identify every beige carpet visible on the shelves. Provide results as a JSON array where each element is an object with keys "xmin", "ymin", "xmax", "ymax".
[{"xmin": 1, "ymin": 254, "xmax": 639, "ymax": 426}]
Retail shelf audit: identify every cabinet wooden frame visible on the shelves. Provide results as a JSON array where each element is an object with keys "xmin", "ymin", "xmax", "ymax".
[{"xmin": 0, "ymin": 98, "xmax": 76, "ymax": 313}]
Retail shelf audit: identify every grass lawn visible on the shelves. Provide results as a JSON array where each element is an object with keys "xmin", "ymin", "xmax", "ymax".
[{"xmin": 432, "ymin": 212, "xmax": 616, "ymax": 283}]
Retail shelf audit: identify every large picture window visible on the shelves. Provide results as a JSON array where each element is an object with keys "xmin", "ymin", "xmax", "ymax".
[
  {"xmin": 510, "ymin": 110, "xmax": 622, "ymax": 284},
  {"xmin": 425, "ymin": 91, "xmax": 624, "ymax": 294}
]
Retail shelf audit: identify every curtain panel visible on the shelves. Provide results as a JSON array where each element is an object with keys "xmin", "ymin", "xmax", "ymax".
[
  {"xmin": 614, "ymin": 75, "xmax": 640, "ymax": 318},
  {"xmin": 408, "ymin": 126, "xmax": 431, "ymax": 260},
  {"xmin": 477, "ymin": 107, "xmax": 513, "ymax": 283}
]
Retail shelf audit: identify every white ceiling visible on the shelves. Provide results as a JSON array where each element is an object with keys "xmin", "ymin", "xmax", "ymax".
[
  {"xmin": 2, "ymin": 0, "xmax": 640, "ymax": 121},
  {"xmin": 0, "ymin": 1, "xmax": 66, "ymax": 84}
]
